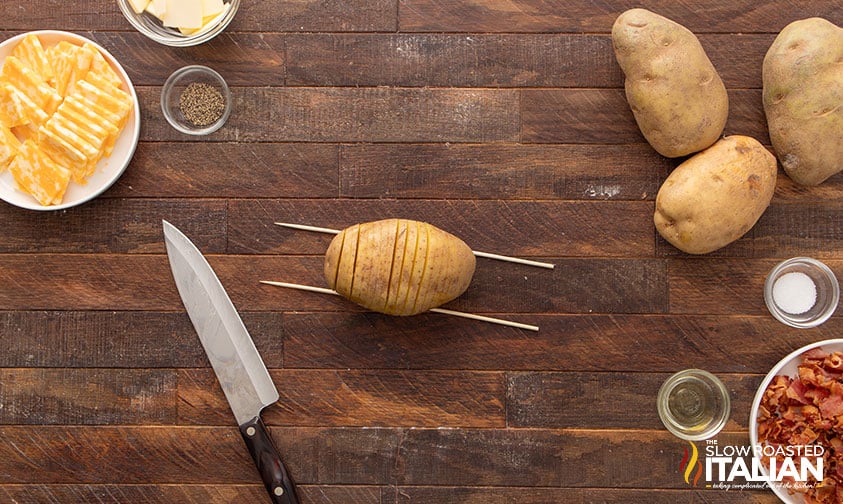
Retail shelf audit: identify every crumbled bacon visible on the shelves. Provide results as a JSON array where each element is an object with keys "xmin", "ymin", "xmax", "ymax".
[{"xmin": 758, "ymin": 348, "xmax": 843, "ymax": 504}]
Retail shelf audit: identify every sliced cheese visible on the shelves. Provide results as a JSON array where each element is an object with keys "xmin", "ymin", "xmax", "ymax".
[
  {"xmin": 9, "ymin": 139, "xmax": 72, "ymax": 205},
  {"xmin": 0, "ymin": 123, "xmax": 20, "ymax": 171}
]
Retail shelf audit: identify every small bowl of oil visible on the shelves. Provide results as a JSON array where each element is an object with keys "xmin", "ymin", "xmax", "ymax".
[{"xmin": 657, "ymin": 369, "xmax": 731, "ymax": 441}]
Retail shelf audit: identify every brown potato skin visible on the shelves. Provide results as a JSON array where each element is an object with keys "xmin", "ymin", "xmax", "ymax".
[
  {"xmin": 763, "ymin": 18, "xmax": 843, "ymax": 186},
  {"xmin": 324, "ymin": 219, "xmax": 476, "ymax": 316},
  {"xmin": 654, "ymin": 136, "xmax": 777, "ymax": 254},
  {"xmin": 612, "ymin": 8, "xmax": 728, "ymax": 158}
]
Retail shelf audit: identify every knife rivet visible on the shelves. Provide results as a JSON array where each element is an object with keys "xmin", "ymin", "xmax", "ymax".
[
  {"xmin": 246, "ymin": 426, "xmax": 256, "ymax": 437},
  {"xmin": 274, "ymin": 487, "xmax": 284, "ymax": 496}
]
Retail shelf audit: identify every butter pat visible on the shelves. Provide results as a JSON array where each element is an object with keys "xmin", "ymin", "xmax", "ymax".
[
  {"xmin": 127, "ymin": 0, "xmax": 150, "ymax": 14},
  {"xmin": 202, "ymin": 0, "xmax": 225, "ymax": 17},
  {"xmin": 145, "ymin": 0, "xmax": 166, "ymax": 18},
  {"xmin": 163, "ymin": 0, "xmax": 203, "ymax": 30}
]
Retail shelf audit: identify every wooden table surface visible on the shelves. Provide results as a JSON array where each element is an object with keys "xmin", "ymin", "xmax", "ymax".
[{"xmin": 2, "ymin": 1, "xmax": 842, "ymax": 503}]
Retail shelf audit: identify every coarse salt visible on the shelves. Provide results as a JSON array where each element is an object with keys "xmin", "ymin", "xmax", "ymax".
[{"xmin": 772, "ymin": 271, "xmax": 817, "ymax": 315}]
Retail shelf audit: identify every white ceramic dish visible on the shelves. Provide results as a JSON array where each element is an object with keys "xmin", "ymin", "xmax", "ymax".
[
  {"xmin": 749, "ymin": 339, "xmax": 843, "ymax": 504},
  {"xmin": 0, "ymin": 30, "xmax": 140, "ymax": 211}
]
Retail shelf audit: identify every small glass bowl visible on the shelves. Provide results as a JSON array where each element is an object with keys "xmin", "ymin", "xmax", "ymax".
[
  {"xmin": 657, "ymin": 369, "xmax": 731, "ymax": 441},
  {"xmin": 117, "ymin": 0, "xmax": 240, "ymax": 47},
  {"xmin": 161, "ymin": 65, "xmax": 231, "ymax": 135},
  {"xmin": 764, "ymin": 257, "xmax": 839, "ymax": 329}
]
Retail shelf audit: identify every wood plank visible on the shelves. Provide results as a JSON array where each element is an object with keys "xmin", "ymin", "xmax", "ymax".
[
  {"xmin": 282, "ymin": 313, "xmax": 837, "ymax": 373},
  {"xmin": 0, "ymin": 255, "xmax": 666, "ymax": 314},
  {"xmin": 390, "ymin": 429, "xmax": 749, "ymax": 487},
  {"xmin": 656, "ymin": 201, "xmax": 843, "ymax": 258},
  {"xmin": 286, "ymin": 34, "xmax": 620, "ymax": 88},
  {"xmin": 286, "ymin": 33, "xmax": 769, "ymax": 89},
  {"xmin": 667, "ymin": 259, "xmax": 843, "ymax": 315},
  {"xmin": 87, "ymin": 33, "xmax": 285, "ymax": 87},
  {"xmin": 178, "ymin": 369, "xmax": 506, "ymax": 428},
  {"xmin": 0, "ymin": 199, "xmax": 226, "ymax": 254},
  {"xmin": 0, "ymin": 426, "xmax": 747, "ymax": 487},
  {"xmin": 0, "ymin": 485, "xmax": 381, "ymax": 504},
  {"xmin": 521, "ymin": 89, "xmax": 768, "ymax": 144},
  {"xmin": 382, "ymin": 487, "xmax": 780, "ymax": 504},
  {"xmin": 0, "ymin": 311, "xmax": 284, "ymax": 368},
  {"xmin": 340, "ymin": 144, "xmax": 670, "ymax": 200},
  {"xmin": 236, "ymin": 0, "xmax": 397, "ymax": 32},
  {"xmin": 109, "ymin": 143, "xmax": 338, "ymax": 199},
  {"xmin": 139, "ymin": 87, "xmax": 520, "ymax": 143},
  {"xmin": 255, "ymin": 256, "xmax": 668, "ymax": 315},
  {"xmin": 0, "ymin": 0, "xmax": 397, "ymax": 32},
  {"xmin": 228, "ymin": 199, "xmax": 655, "ymax": 256},
  {"xmin": 506, "ymin": 372, "xmax": 760, "ymax": 430},
  {"xmin": 3, "ymin": 311, "xmax": 828, "ymax": 373},
  {"xmin": 398, "ymin": 0, "xmax": 843, "ymax": 33},
  {"xmin": 0, "ymin": 369, "xmax": 176, "ymax": 425}
]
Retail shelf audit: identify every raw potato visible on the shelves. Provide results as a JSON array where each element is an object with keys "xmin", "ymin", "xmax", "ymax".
[
  {"xmin": 612, "ymin": 8, "xmax": 729, "ymax": 158},
  {"xmin": 654, "ymin": 136, "xmax": 777, "ymax": 254},
  {"xmin": 763, "ymin": 18, "xmax": 843, "ymax": 186},
  {"xmin": 324, "ymin": 219, "xmax": 476, "ymax": 316}
]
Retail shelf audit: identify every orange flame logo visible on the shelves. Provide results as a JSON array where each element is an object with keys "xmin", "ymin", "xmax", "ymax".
[{"xmin": 679, "ymin": 441, "xmax": 703, "ymax": 486}]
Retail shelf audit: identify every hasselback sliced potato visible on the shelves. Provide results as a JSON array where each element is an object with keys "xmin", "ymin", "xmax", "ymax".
[{"xmin": 324, "ymin": 219, "xmax": 476, "ymax": 316}]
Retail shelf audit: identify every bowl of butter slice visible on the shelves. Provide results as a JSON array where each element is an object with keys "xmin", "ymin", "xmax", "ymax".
[{"xmin": 117, "ymin": 0, "xmax": 239, "ymax": 47}]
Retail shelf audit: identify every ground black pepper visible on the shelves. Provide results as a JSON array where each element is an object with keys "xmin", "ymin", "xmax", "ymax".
[{"xmin": 179, "ymin": 82, "xmax": 226, "ymax": 127}]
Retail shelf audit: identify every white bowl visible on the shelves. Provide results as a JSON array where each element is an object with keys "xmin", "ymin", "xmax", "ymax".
[
  {"xmin": 749, "ymin": 339, "xmax": 843, "ymax": 503},
  {"xmin": 0, "ymin": 30, "xmax": 140, "ymax": 211}
]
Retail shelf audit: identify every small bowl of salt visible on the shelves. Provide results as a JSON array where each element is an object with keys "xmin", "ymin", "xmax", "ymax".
[{"xmin": 764, "ymin": 257, "xmax": 839, "ymax": 328}]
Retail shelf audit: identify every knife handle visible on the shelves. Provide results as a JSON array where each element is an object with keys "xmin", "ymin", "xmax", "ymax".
[{"xmin": 240, "ymin": 416, "xmax": 300, "ymax": 504}]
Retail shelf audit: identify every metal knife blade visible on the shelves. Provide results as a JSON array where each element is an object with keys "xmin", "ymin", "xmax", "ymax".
[{"xmin": 163, "ymin": 220, "xmax": 299, "ymax": 504}]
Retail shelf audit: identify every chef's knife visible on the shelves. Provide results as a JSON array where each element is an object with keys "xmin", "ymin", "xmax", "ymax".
[{"xmin": 163, "ymin": 220, "xmax": 299, "ymax": 504}]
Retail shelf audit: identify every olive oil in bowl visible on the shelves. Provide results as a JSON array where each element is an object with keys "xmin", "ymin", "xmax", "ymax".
[{"xmin": 658, "ymin": 369, "xmax": 730, "ymax": 440}]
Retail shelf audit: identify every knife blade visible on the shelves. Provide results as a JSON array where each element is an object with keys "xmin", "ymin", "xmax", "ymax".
[{"xmin": 162, "ymin": 220, "xmax": 299, "ymax": 504}]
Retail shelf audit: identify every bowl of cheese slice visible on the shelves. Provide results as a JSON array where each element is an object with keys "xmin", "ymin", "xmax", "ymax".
[
  {"xmin": 0, "ymin": 31, "xmax": 140, "ymax": 210},
  {"xmin": 118, "ymin": 0, "xmax": 240, "ymax": 47}
]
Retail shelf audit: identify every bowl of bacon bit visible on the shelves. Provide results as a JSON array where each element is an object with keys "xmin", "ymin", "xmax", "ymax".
[{"xmin": 751, "ymin": 340, "xmax": 843, "ymax": 504}]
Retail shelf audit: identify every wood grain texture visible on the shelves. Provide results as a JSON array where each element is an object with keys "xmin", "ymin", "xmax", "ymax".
[
  {"xmin": 0, "ymin": 426, "xmax": 747, "ymax": 487},
  {"xmin": 339, "ymin": 143, "xmax": 670, "ymax": 200},
  {"xmin": 0, "ymin": 311, "xmax": 284, "ymax": 368},
  {"xmin": 109, "ymin": 143, "xmax": 338, "ymax": 199},
  {"xmin": 0, "ymin": 485, "xmax": 382, "ymax": 504},
  {"xmin": 398, "ymin": 0, "xmax": 843, "ymax": 33},
  {"xmin": 3, "ymin": 1, "xmax": 839, "ymax": 501},
  {"xmin": 0, "ymin": 369, "xmax": 176, "ymax": 425},
  {"xmin": 138, "ymin": 87, "xmax": 520, "ymax": 143},
  {"xmin": 281, "ymin": 312, "xmax": 840, "ymax": 372},
  {"xmin": 227, "ymin": 199, "xmax": 656, "ymax": 256},
  {"xmin": 506, "ymin": 372, "xmax": 760, "ymax": 430},
  {"xmin": 179, "ymin": 369, "xmax": 506, "ymax": 427},
  {"xmin": 381, "ymin": 487, "xmax": 779, "ymax": 503},
  {"xmin": 286, "ymin": 33, "xmax": 770, "ymax": 89}
]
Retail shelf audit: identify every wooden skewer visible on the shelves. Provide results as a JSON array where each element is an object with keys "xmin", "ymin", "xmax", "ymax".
[
  {"xmin": 260, "ymin": 280, "xmax": 540, "ymax": 331},
  {"xmin": 274, "ymin": 222, "xmax": 555, "ymax": 270}
]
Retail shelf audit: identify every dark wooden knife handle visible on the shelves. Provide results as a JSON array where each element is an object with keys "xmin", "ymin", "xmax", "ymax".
[{"xmin": 239, "ymin": 416, "xmax": 299, "ymax": 504}]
